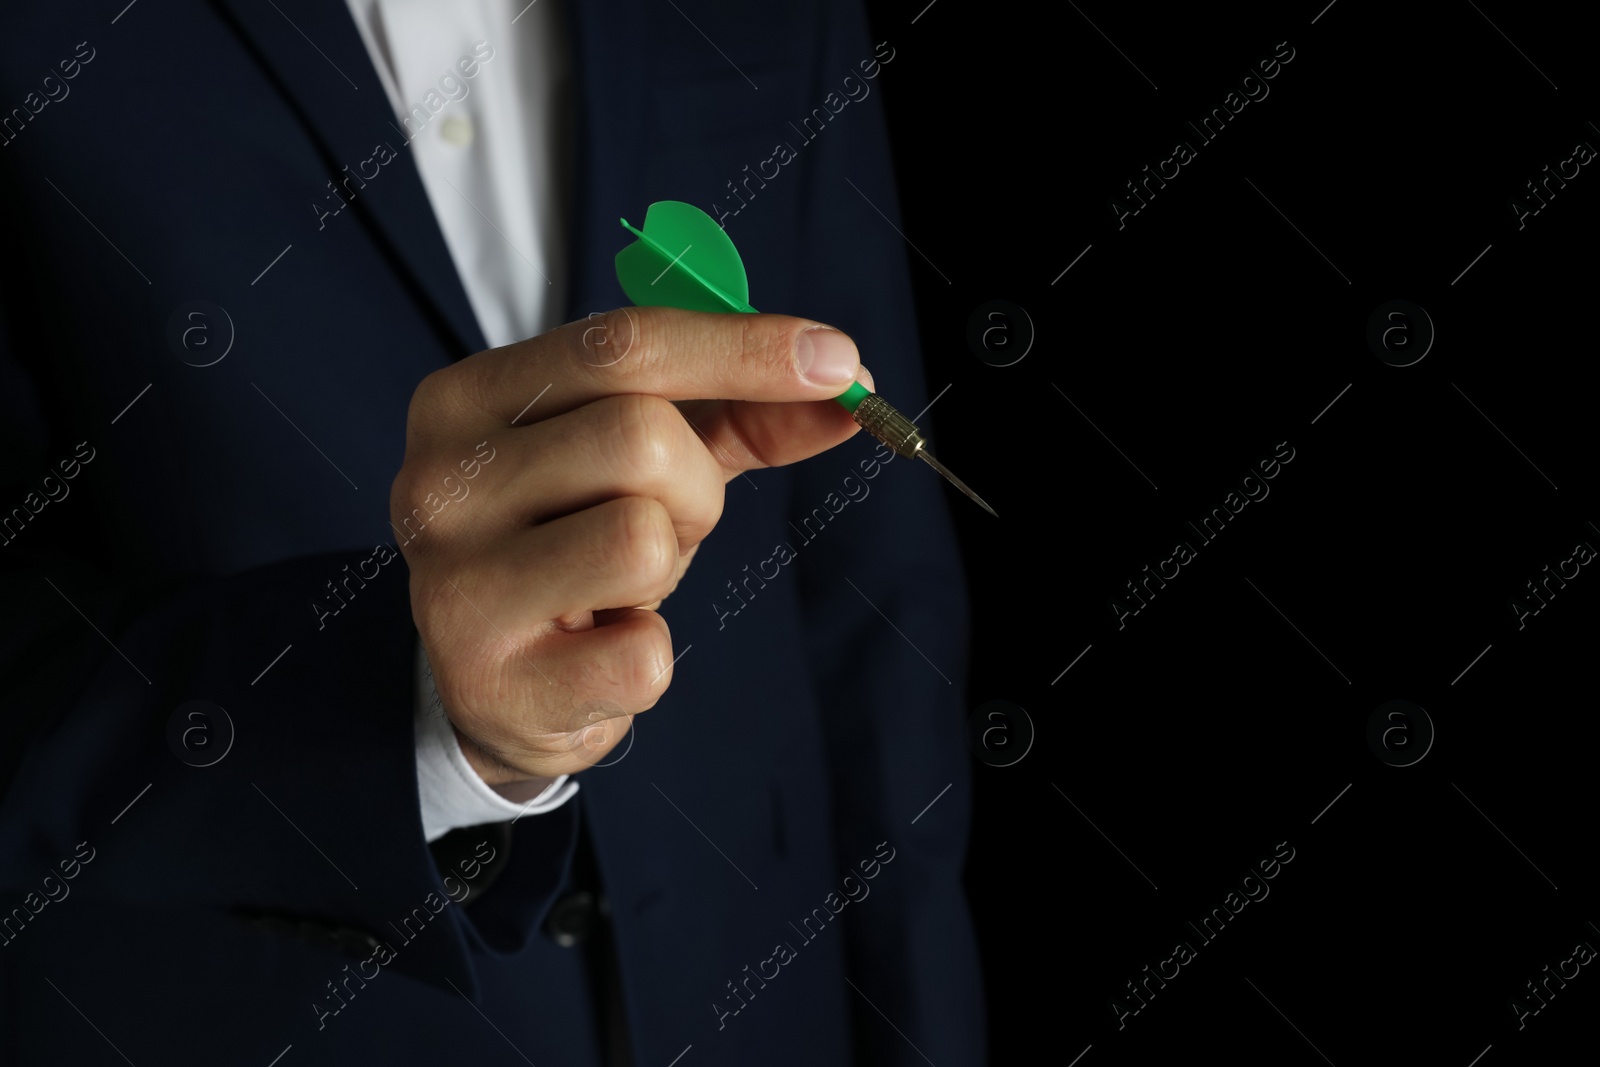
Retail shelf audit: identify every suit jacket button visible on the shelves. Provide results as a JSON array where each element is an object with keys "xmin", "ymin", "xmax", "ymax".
[{"xmin": 545, "ymin": 890, "xmax": 597, "ymax": 948}]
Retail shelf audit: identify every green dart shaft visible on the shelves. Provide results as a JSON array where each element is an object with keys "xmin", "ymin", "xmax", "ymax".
[{"xmin": 833, "ymin": 379, "xmax": 872, "ymax": 413}]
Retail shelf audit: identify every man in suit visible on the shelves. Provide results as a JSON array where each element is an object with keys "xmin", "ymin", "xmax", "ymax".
[{"xmin": 0, "ymin": 1, "xmax": 982, "ymax": 1063}]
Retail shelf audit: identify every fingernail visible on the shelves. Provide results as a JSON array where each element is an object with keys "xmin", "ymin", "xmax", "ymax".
[
  {"xmin": 795, "ymin": 326, "xmax": 859, "ymax": 385},
  {"xmin": 856, "ymin": 364, "xmax": 875, "ymax": 392}
]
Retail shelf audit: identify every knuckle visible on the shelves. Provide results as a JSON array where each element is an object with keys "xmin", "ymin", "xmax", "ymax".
[
  {"xmin": 609, "ymin": 393, "xmax": 680, "ymax": 478},
  {"xmin": 610, "ymin": 496, "xmax": 677, "ymax": 590},
  {"xmin": 415, "ymin": 353, "xmax": 500, "ymax": 431},
  {"xmin": 390, "ymin": 462, "xmax": 454, "ymax": 547},
  {"xmin": 589, "ymin": 306, "xmax": 645, "ymax": 371},
  {"xmin": 389, "ymin": 479, "xmax": 429, "ymax": 554},
  {"xmin": 734, "ymin": 315, "xmax": 796, "ymax": 386},
  {"xmin": 388, "ymin": 471, "xmax": 417, "ymax": 533},
  {"xmin": 686, "ymin": 476, "xmax": 726, "ymax": 541},
  {"xmin": 406, "ymin": 367, "xmax": 454, "ymax": 433},
  {"xmin": 693, "ymin": 314, "xmax": 773, "ymax": 394}
]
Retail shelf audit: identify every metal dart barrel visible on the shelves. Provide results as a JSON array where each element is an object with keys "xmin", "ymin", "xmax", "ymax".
[{"xmin": 852, "ymin": 392, "xmax": 923, "ymax": 458}]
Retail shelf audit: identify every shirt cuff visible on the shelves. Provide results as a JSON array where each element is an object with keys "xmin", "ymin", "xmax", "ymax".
[{"xmin": 414, "ymin": 637, "xmax": 578, "ymax": 844}]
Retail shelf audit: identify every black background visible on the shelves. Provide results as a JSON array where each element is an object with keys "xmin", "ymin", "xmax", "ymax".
[{"xmin": 863, "ymin": 0, "xmax": 1596, "ymax": 1063}]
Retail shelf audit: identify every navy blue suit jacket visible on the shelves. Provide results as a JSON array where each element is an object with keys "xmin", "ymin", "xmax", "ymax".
[{"xmin": 0, "ymin": 2, "xmax": 981, "ymax": 1063}]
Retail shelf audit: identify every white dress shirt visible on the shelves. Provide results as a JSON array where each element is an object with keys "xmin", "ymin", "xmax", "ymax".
[{"xmin": 343, "ymin": 0, "xmax": 579, "ymax": 842}]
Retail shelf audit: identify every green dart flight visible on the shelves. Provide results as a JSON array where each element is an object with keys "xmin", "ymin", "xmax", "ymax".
[{"xmin": 614, "ymin": 200, "xmax": 996, "ymax": 517}]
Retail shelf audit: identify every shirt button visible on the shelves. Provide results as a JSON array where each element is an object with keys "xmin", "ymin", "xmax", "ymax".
[
  {"xmin": 545, "ymin": 890, "xmax": 598, "ymax": 948},
  {"xmin": 440, "ymin": 114, "xmax": 474, "ymax": 146}
]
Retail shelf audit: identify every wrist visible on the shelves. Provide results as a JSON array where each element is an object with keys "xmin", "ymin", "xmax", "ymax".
[{"xmin": 452, "ymin": 723, "xmax": 558, "ymax": 801}]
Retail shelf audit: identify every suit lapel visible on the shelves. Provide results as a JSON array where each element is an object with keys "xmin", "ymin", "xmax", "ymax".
[{"xmin": 210, "ymin": 0, "xmax": 487, "ymax": 357}]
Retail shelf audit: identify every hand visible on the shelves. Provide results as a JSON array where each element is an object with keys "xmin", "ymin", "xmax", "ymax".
[{"xmin": 392, "ymin": 306, "xmax": 873, "ymax": 790}]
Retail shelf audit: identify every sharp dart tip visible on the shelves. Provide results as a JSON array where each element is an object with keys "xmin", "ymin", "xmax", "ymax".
[{"xmin": 918, "ymin": 449, "xmax": 998, "ymax": 518}]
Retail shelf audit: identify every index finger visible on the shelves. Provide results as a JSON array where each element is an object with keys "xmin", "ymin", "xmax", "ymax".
[{"xmin": 464, "ymin": 306, "xmax": 862, "ymax": 428}]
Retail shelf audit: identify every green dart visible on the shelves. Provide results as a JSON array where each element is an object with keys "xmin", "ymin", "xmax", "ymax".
[{"xmin": 614, "ymin": 200, "xmax": 997, "ymax": 518}]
